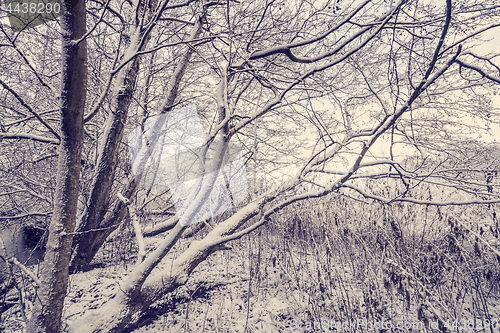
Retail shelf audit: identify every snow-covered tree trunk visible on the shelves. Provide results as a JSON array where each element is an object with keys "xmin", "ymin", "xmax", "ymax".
[
  {"xmin": 69, "ymin": 0, "xmax": 158, "ymax": 272},
  {"xmin": 25, "ymin": 0, "xmax": 87, "ymax": 331}
]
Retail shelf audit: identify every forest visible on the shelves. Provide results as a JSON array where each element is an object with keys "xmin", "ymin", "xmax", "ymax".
[{"xmin": 1, "ymin": 0, "xmax": 500, "ymax": 331}]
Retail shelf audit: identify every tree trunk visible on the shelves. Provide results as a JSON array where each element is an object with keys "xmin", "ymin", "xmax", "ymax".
[{"xmin": 25, "ymin": 0, "xmax": 87, "ymax": 331}]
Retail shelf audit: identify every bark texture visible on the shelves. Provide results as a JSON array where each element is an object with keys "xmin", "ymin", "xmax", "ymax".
[{"xmin": 25, "ymin": 0, "xmax": 87, "ymax": 331}]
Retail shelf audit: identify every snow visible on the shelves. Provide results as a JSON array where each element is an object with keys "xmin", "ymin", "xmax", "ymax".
[
  {"xmin": 128, "ymin": 105, "xmax": 249, "ymax": 228},
  {"xmin": 0, "ymin": 133, "xmax": 59, "ymax": 144}
]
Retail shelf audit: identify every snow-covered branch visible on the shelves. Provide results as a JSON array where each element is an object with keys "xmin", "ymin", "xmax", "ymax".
[
  {"xmin": 248, "ymin": 0, "xmax": 371, "ymax": 60},
  {"xmin": 143, "ymin": 215, "xmax": 178, "ymax": 237},
  {"xmin": 230, "ymin": 3, "xmax": 402, "ymax": 137},
  {"xmin": 74, "ymin": 0, "xmax": 111, "ymax": 45},
  {"xmin": 8, "ymin": 257, "xmax": 42, "ymax": 288},
  {"xmin": 455, "ymin": 59, "xmax": 500, "ymax": 84},
  {"xmin": 0, "ymin": 78, "xmax": 60, "ymax": 141},
  {"xmin": 343, "ymin": 183, "xmax": 500, "ymax": 206},
  {"xmin": 0, "ymin": 212, "xmax": 50, "ymax": 220},
  {"xmin": 117, "ymin": 193, "xmax": 146, "ymax": 264}
]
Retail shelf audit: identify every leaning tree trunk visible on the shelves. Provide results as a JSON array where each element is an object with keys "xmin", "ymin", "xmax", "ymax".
[{"xmin": 25, "ymin": 0, "xmax": 87, "ymax": 332}]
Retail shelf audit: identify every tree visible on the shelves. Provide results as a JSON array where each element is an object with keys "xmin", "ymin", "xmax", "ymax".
[
  {"xmin": 1, "ymin": 0, "xmax": 500, "ymax": 331},
  {"xmin": 23, "ymin": 0, "xmax": 88, "ymax": 331}
]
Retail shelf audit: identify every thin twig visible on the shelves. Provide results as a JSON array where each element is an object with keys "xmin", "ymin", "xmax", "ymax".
[{"xmin": 8, "ymin": 257, "xmax": 41, "ymax": 288}]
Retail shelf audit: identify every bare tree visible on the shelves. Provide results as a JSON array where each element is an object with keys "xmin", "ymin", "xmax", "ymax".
[{"xmin": 21, "ymin": 0, "xmax": 87, "ymax": 331}]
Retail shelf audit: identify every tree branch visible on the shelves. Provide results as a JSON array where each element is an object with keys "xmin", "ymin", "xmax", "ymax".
[
  {"xmin": 0, "ymin": 78, "xmax": 61, "ymax": 141},
  {"xmin": 248, "ymin": 0, "xmax": 371, "ymax": 60},
  {"xmin": 8, "ymin": 257, "xmax": 42, "ymax": 288},
  {"xmin": 0, "ymin": 132, "xmax": 59, "ymax": 144},
  {"xmin": 117, "ymin": 193, "xmax": 146, "ymax": 264},
  {"xmin": 343, "ymin": 183, "xmax": 500, "ymax": 206},
  {"xmin": 455, "ymin": 59, "xmax": 500, "ymax": 84}
]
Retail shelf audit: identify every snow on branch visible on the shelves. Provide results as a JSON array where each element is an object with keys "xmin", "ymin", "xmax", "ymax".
[
  {"xmin": 440, "ymin": 23, "xmax": 500, "ymax": 55},
  {"xmin": 0, "ymin": 237, "xmax": 41, "ymax": 287},
  {"xmin": 0, "ymin": 212, "xmax": 50, "ymax": 220},
  {"xmin": 455, "ymin": 59, "xmax": 500, "ymax": 84},
  {"xmin": 248, "ymin": 0, "xmax": 371, "ymax": 61},
  {"xmin": 74, "ymin": 0, "xmax": 111, "ymax": 46},
  {"xmin": 143, "ymin": 215, "xmax": 178, "ymax": 237},
  {"xmin": 342, "ymin": 183, "xmax": 500, "ymax": 206},
  {"xmin": 8, "ymin": 257, "xmax": 42, "ymax": 287},
  {"xmin": 231, "ymin": 3, "xmax": 403, "ymax": 137}
]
